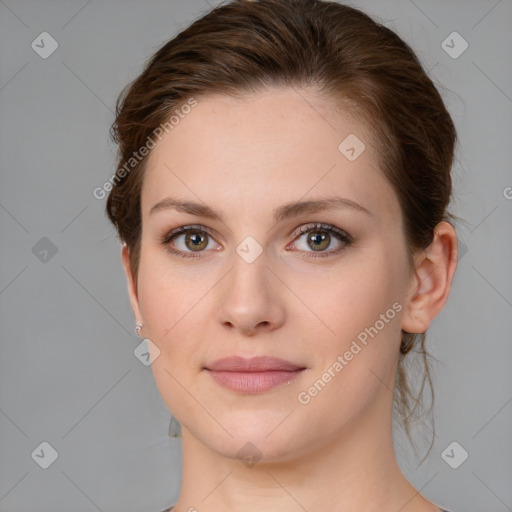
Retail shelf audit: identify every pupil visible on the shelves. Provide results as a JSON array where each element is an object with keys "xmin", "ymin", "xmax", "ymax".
[
  {"xmin": 191, "ymin": 233, "xmax": 203, "ymax": 245},
  {"xmin": 310, "ymin": 232, "xmax": 328, "ymax": 250},
  {"xmin": 312, "ymin": 233, "xmax": 325, "ymax": 245}
]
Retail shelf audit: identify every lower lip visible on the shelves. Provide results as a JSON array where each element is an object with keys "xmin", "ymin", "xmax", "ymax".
[{"xmin": 205, "ymin": 369, "xmax": 305, "ymax": 393}]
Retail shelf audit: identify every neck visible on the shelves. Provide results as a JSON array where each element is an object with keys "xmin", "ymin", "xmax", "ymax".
[{"xmin": 172, "ymin": 390, "xmax": 437, "ymax": 512}]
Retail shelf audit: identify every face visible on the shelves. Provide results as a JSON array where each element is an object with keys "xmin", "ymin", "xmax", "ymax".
[{"xmin": 123, "ymin": 87, "xmax": 419, "ymax": 462}]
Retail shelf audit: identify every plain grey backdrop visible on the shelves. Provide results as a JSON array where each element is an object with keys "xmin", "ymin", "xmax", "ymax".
[{"xmin": 1, "ymin": 0, "xmax": 511, "ymax": 511}]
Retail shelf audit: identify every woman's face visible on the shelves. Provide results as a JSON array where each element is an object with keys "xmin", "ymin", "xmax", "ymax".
[{"xmin": 124, "ymin": 87, "xmax": 418, "ymax": 461}]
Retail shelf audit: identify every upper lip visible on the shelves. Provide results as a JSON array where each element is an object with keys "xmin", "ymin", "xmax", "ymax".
[{"xmin": 204, "ymin": 356, "xmax": 305, "ymax": 372}]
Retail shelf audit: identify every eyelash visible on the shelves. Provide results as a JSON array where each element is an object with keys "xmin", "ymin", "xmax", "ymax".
[{"xmin": 160, "ymin": 223, "xmax": 353, "ymax": 260}]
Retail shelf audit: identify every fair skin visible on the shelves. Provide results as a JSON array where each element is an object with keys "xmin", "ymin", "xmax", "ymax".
[{"xmin": 121, "ymin": 87, "xmax": 457, "ymax": 512}]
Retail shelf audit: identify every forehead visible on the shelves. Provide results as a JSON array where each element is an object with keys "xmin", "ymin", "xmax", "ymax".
[{"xmin": 141, "ymin": 87, "xmax": 398, "ymax": 222}]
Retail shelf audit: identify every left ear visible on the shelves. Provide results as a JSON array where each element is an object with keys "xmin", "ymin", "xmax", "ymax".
[{"xmin": 401, "ymin": 221, "xmax": 458, "ymax": 334}]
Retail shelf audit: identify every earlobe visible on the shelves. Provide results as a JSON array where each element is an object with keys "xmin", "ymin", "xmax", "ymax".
[
  {"xmin": 401, "ymin": 221, "xmax": 458, "ymax": 334},
  {"xmin": 121, "ymin": 243, "xmax": 142, "ymax": 323}
]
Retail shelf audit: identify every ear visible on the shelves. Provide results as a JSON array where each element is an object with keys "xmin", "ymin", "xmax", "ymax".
[
  {"xmin": 121, "ymin": 243, "xmax": 143, "ymax": 325},
  {"xmin": 401, "ymin": 221, "xmax": 458, "ymax": 334}
]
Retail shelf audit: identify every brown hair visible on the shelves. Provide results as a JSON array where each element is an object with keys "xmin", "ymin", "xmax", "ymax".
[{"xmin": 106, "ymin": 0, "xmax": 457, "ymax": 456}]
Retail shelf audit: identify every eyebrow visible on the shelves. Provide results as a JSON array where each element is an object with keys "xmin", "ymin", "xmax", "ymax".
[{"xmin": 149, "ymin": 195, "xmax": 373, "ymax": 224}]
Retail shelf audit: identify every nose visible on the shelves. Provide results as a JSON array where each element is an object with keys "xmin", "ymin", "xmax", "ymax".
[{"xmin": 216, "ymin": 253, "xmax": 286, "ymax": 337}]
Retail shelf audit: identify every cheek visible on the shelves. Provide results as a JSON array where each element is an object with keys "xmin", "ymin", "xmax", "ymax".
[
  {"xmin": 137, "ymin": 243, "xmax": 194, "ymax": 328},
  {"xmin": 137, "ymin": 272, "xmax": 202, "ymax": 355},
  {"xmin": 135, "ymin": 260, "xmax": 207, "ymax": 415},
  {"xmin": 304, "ymin": 246, "xmax": 408, "ymax": 393},
  {"xmin": 314, "ymin": 253, "xmax": 405, "ymax": 339},
  {"xmin": 294, "ymin": 260, "xmax": 405, "ymax": 429},
  {"xmin": 135, "ymin": 243, "xmax": 219, "ymax": 374}
]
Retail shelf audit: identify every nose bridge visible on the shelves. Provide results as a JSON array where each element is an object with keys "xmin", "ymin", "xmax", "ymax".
[
  {"xmin": 227, "ymin": 242, "xmax": 273, "ymax": 306},
  {"xmin": 216, "ymin": 240, "xmax": 285, "ymax": 334}
]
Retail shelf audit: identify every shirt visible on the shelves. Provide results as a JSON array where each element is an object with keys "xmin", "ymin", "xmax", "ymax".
[{"xmin": 161, "ymin": 507, "xmax": 453, "ymax": 511}]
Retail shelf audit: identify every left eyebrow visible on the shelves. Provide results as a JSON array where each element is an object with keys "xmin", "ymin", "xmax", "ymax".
[
  {"xmin": 273, "ymin": 196, "xmax": 373, "ymax": 223},
  {"xmin": 148, "ymin": 195, "xmax": 373, "ymax": 223}
]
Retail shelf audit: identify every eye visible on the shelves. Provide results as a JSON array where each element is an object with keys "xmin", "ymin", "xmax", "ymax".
[
  {"xmin": 160, "ymin": 222, "xmax": 353, "ymax": 259},
  {"xmin": 288, "ymin": 223, "xmax": 353, "ymax": 258},
  {"xmin": 160, "ymin": 224, "xmax": 218, "ymax": 259}
]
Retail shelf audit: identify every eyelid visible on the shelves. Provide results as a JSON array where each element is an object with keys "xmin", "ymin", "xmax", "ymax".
[
  {"xmin": 161, "ymin": 223, "xmax": 352, "ymax": 243},
  {"xmin": 160, "ymin": 222, "xmax": 353, "ymax": 258},
  {"xmin": 289, "ymin": 222, "xmax": 353, "ymax": 244},
  {"xmin": 160, "ymin": 224, "xmax": 218, "ymax": 244}
]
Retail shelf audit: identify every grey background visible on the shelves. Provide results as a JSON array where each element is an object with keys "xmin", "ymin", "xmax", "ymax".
[{"xmin": 0, "ymin": 0, "xmax": 511, "ymax": 511}]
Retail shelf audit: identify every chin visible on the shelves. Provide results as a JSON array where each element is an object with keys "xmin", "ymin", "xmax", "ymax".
[{"xmin": 199, "ymin": 413, "xmax": 307, "ymax": 460}]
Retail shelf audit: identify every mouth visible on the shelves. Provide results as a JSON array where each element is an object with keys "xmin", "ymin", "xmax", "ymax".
[{"xmin": 203, "ymin": 356, "xmax": 307, "ymax": 394}]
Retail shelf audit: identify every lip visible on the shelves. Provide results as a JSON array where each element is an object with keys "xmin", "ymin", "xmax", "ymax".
[
  {"xmin": 204, "ymin": 356, "xmax": 306, "ymax": 394},
  {"xmin": 205, "ymin": 356, "xmax": 304, "ymax": 372}
]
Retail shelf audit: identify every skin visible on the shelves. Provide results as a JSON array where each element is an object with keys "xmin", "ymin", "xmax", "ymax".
[{"xmin": 121, "ymin": 86, "xmax": 458, "ymax": 512}]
